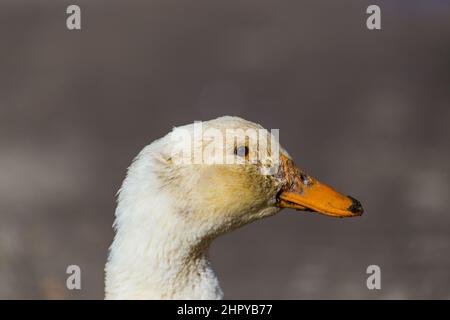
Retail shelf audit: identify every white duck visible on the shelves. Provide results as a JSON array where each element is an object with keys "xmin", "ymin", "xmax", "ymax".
[{"xmin": 104, "ymin": 116, "xmax": 363, "ymax": 299}]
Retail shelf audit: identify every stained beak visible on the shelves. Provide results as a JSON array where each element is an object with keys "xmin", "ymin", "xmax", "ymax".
[{"xmin": 276, "ymin": 154, "xmax": 364, "ymax": 218}]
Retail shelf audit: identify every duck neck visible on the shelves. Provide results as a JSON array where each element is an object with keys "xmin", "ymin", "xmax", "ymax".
[{"xmin": 105, "ymin": 196, "xmax": 223, "ymax": 300}]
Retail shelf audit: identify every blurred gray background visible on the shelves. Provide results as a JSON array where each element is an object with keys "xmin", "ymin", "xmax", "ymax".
[{"xmin": 0, "ymin": 0, "xmax": 449, "ymax": 299}]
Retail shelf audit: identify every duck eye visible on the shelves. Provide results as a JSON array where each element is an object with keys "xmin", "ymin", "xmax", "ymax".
[
  {"xmin": 300, "ymin": 173, "xmax": 312, "ymax": 186},
  {"xmin": 234, "ymin": 145, "xmax": 249, "ymax": 157}
]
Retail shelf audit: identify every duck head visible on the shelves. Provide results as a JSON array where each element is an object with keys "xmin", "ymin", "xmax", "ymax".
[{"xmin": 153, "ymin": 116, "xmax": 363, "ymax": 238}]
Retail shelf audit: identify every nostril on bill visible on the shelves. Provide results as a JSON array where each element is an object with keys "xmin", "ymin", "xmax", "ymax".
[{"xmin": 347, "ymin": 195, "xmax": 364, "ymax": 215}]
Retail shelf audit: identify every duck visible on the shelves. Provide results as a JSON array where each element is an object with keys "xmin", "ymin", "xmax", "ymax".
[{"xmin": 104, "ymin": 116, "xmax": 363, "ymax": 299}]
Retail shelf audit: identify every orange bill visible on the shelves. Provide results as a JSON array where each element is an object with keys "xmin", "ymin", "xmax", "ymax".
[{"xmin": 276, "ymin": 154, "xmax": 363, "ymax": 218}]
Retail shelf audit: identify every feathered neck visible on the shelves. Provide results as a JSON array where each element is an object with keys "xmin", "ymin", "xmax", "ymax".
[{"xmin": 104, "ymin": 144, "xmax": 223, "ymax": 299}]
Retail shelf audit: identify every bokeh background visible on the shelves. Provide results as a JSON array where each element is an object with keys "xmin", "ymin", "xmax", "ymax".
[{"xmin": 1, "ymin": 0, "xmax": 449, "ymax": 299}]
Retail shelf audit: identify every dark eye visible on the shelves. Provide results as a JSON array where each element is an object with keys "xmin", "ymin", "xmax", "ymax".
[
  {"xmin": 300, "ymin": 173, "xmax": 312, "ymax": 186},
  {"xmin": 234, "ymin": 145, "xmax": 249, "ymax": 157}
]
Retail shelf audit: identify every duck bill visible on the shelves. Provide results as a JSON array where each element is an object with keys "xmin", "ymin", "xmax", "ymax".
[{"xmin": 276, "ymin": 154, "xmax": 363, "ymax": 218}]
